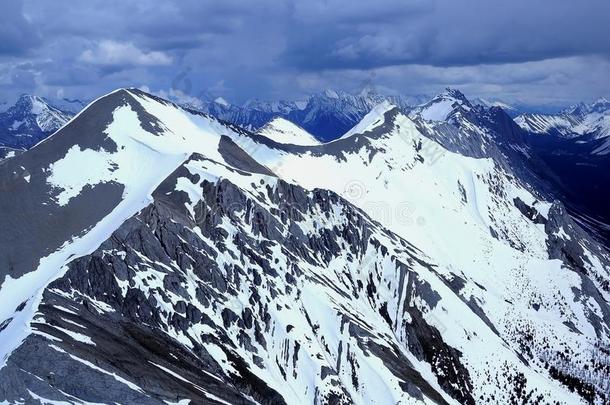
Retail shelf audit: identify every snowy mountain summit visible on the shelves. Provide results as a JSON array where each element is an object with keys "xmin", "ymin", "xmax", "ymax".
[
  {"xmin": 0, "ymin": 89, "xmax": 609, "ymax": 404},
  {"xmin": 256, "ymin": 117, "xmax": 320, "ymax": 146},
  {"xmin": 409, "ymin": 88, "xmax": 474, "ymax": 122},
  {"xmin": 0, "ymin": 94, "xmax": 72, "ymax": 150}
]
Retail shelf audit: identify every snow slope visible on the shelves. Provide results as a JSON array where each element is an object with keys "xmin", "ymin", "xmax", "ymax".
[
  {"xmin": 515, "ymin": 113, "xmax": 580, "ymax": 137},
  {"xmin": 257, "ymin": 117, "xmax": 320, "ymax": 146},
  {"xmin": 339, "ymin": 101, "xmax": 395, "ymax": 140}
]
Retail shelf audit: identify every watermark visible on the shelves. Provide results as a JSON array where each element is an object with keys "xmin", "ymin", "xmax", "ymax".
[
  {"xmin": 418, "ymin": 139, "xmax": 446, "ymax": 166},
  {"xmin": 343, "ymin": 180, "xmax": 367, "ymax": 202},
  {"xmin": 395, "ymin": 201, "xmax": 426, "ymax": 227},
  {"xmin": 359, "ymin": 201, "xmax": 426, "ymax": 228},
  {"xmin": 340, "ymin": 179, "xmax": 427, "ymax": 228}
]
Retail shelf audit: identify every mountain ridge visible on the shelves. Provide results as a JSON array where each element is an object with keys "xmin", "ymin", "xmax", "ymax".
[
  {"xmin": 0, "ymin": 94, "xmax": 72, "ymax": 151},
  {"xmin": 1, "ymin": 88, "xmax": 609, "ymax": 403},
  {"xmin": 516, "ymin": 97, "xmax": 610, "ymax": 142}
]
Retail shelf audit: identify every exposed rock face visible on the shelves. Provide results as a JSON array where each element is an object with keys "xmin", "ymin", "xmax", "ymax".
[{"xmin": 0, "ymin": 154, "xmax": 473, "ymax": 404}]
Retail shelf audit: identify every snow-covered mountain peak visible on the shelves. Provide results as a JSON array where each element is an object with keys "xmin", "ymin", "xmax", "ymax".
[
  {"xmin": 0, "ymin": 93, "xmax": 72, "ymax": 149},
  {"xmin": 257, "ymin": 117, "xmax": 321, "ymax": 146},
  {"xmin": 14, "ymin": 94, "xmax": 39, "ymax": 108},
  {"xmin": 339, "ymin": 100, "xmax": 398, "ymax": 139},
  {"xmin": 409, "ymin": 88, "xmax": 474, "ymax": 122},
  {"xmin": 563, "ymin": 97, "xmax": 610, "ymax": 117},
  {"xmin": 228, "ymin": 93, "xmax": 610, "ymax": 400},
  {"xmin": 18, "ymin": 87, "xmax": 264, "ymax": 209},
  {"xmin": 13, "ymin": 94, "xmax": 58, "ymax": 117},
  {"xmin": 0, "ymin": 86, "xmax": 276, "ymax": 342},
  {"xmin": 562, "ymin": 102, "xmax": 587, "ymax": 116},
  {"xmin": 439, "ymin": 87, "xmax": 469, "ymax": 101}
]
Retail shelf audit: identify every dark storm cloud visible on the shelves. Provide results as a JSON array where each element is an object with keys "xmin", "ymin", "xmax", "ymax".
[
  {"xmin": 0, "ymin": 0, "xmax": 608, "ymax": 106},
  {"xmin": 0, "ymin": 1, "xmax": 40, "ymax": 55},
  {"xmin": 281, "ymin": 0, "xmax": 610, "ymax": 70}
]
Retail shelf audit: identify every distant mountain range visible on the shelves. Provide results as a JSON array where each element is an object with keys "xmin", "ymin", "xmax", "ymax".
[
  {"xmin": 0, "ymin": 95, "xmax": 72, "ymax": 150},
  {"xmin": 3, "ymin": 88, "xmax": 608, "ymax": 149},
  {"xmin": 516, "ymin": 98, "xmax": 610, "ymax": 137},
  {"xmin": 178, "ymin": 89, "xmax": 416, "ymax": 141},
  {"xmin": 513, "ymin": 98, "xmax": 610, "ymax": 242}
]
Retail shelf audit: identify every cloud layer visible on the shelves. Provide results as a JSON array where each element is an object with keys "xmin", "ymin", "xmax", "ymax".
[
  {"xmin": 0, "ymin": 0, "xmax": 608, "ymax": 108},
  {"xmin": 79, "ymin": 41, "xmax": 172, "ymax": 67}
]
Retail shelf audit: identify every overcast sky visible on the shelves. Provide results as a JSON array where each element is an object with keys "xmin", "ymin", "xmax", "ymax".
[{"xmin": 1, "ymin": 0, "xmax": 609, "ymax": 108}]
